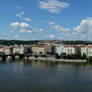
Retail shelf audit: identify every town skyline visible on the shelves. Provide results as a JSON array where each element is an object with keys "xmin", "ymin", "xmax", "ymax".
[{"xmin": 0, "ymin": 0, "xmax": 91, "ymax": 40}]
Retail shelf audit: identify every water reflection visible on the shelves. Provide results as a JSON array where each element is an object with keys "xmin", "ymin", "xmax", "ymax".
[
  {"xmin": 0, "ymin": 61, "xmax": 92, "ymax": 92},
  {"xmin": 11, "ymin": 61, "xmax": 24, "ymax": 73}
]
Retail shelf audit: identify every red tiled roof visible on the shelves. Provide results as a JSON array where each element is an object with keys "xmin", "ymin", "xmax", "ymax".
[
  {"xmin": 0, "ymin": 46, "xmax": 9, "ymax": 50},
  {"xmin": 31, "ymin": 44, "xmax": 48, "ymax": 48},
  {"xmin": 87, "ymin": 46, "xmax": 92, "ymax": 48},
  {"xmin": 64, "ymin": 45, "xmax": 74, "ymax": 47}
]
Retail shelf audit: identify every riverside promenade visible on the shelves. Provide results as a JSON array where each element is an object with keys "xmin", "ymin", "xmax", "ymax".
[{"xmin": 25, "ymin": 57, "xmax": 87, "ymax": 64}]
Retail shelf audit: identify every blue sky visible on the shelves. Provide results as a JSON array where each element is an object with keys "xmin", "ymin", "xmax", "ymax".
[{"xmin": 0, "ymin": 0, "xmax": 92, "ymax": 40}]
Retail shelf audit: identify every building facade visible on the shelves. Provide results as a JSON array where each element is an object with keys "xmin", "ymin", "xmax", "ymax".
[
  {"xmin": 13, "ymin": 45, "xmax": 24, "ymax": 54},
  {"xmin": 55, "ymin": 45, "xmax": 77, "ymax": 55},
  {"xmin": 55, "ymin": 45, "xmax": 66, "ymax": 55},
  {"xmin": 65, "ymin": 45, "xmax": 76, "ymax": 55},
  {"xmin": 81, "ymin": 46, "xmax": 92, "ymax": 57},
  {"xmin": 31, "ymin": 44, "xmax": 48, "ymax": 55}
]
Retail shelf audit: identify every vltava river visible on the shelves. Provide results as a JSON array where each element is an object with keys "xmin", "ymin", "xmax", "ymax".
[{"xmin": 0, "ymin": 61, "xmax": 92, "ymax": 92}]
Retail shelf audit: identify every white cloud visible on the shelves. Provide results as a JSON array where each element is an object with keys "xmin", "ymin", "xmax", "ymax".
[
  {"xmin": 20, "ymin": 29, "xmax": 33, "ymax": 33},
  {"xmin": 16, "ymin": 11, "xmax": 24, "ymax": 17},
  {"xmin": 20, "ymin": 23, "xmax": 30, "ymax": 28},
  {"xmin": 49, "ymin": 17, "xmax": 92, "ymax": 40},
  {"xmin": 10, "ymin": 22, "xmax": 30, "ymax": 28},
  {"xmin": 48, "ymin": 21, "xmax": 72, "ymax": 40},
  {"xmin": 10, "ymin": 22, "xmax": 20, "ymax": 28},
  {"xmin": 14, "ymin": 35, "xmax": 19, "ymax": 39},
  {"xmin": 10, "ymin": 22, "xmax": 44, "ymax": 34},
  {"xmin": 16, "ymin": 11, "xmax": 31, "ymax": 22},
  {"xmin": 23, "ymin": 17, "xmax": 31, "ymax": 22},
  {"xmin": 72, "ymin": 17, "xmax": 92, "ymax": 40},
  {"xmin": 46, "ymin": 34, "xmax": 55, "ymax": 39},
  {"xmin": 39, "ymin": 0, "xmax": 69, "ymax": 13},
  {"xmin": 20, "ymin": 28, "xmax": 44, "ymax": 34},
  {"xmin": 20, "ymin": 29, "xmax": 27, "ymax": 33},
  {"xmin": 52, "ymin": 24, "xmax": 70, "ymax": 32},
  {"xmin": 34, "ymin": 28, "xmax": 44, "ymax": 33},
  {"xmin": 73, "ymin": 17, "xmax": 92, "ymax": 33},
  {"xmin": 48, "ymin": 21, "xmax": 56, "ymax": 25},
  {"xmin": 49, "ymin": 21, "xmax": 70, "ymax": 32}
]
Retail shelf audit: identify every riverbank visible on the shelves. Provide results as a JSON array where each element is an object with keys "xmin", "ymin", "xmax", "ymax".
[{"xmin": 25, "ymin": 57, "xmax": 87, "ymax": 64}]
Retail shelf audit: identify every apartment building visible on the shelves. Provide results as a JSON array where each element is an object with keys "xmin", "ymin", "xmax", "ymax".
[
  {"xmin": 81, "ymin": 46, "xmax": 92, "ymax": 57},
  {"xmin": 31, "ymin": 44, "xmax": 48, "ymax": 55}
]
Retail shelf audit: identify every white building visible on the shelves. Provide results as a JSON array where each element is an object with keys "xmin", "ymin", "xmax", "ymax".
[
  {"xmin": 0, "ymin": 47, "xmax": 4, "ymax": 54},
  {"xmin": 19, "ymin": 45, "xmax": 24, "ymax": 54},
  {"xmin": 55, "ymin": 45, "xmax": 77, "ymax": 55},
  {"xmin": 55, "ymin": 45, "xmax": 66, "ymax": 55},
  {"xmin": 65, "ymin": 45, "xmax": 76, "ymax": 55},
  {"xmin": 4, "ymin": 47, "xmax": 11, "ymax": 55},
  {"xmin": 0, "ymin": 46, "xmax": 11, "ymax": 55},
  {"xmin": 13, "ymin": 45, "xmax": 24, "ymax": 54},
  {"xmin": 81, "ymin": 46, "xmax": 92, "ymax": 57}
]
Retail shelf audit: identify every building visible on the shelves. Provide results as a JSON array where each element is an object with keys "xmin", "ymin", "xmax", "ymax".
[
  {"xmin": 75, "ymin": 45, "xmax": 81, "ymax": 55},
  {"xmin": 54, "ymin": 45, "xmax": 77, "ymax": 55},
  {"xmin": 23, "ymin": 45, "xmax": 30, "ymax": 54},
  {"xmin": 55, "ymin": 45, "xmax": 66, "ymax": 55},
  {"xmin": 55, "ymin": 45, "xmax": 77, "ymax": 55},
  {"xmin": 31, "ymin": 44, "xmax": 48, "ymax": 55},
  {"xmin": 45, "ymin": 45, "xmax": 52, "ymax": 55},
  {"xmin": 4, "ymin": 46, "xmax": 11, "ymax": 55},
  {"xmin": 0, "ymin": 46, "xmax": 5, "ymax": 54},
  {"xmin": 13, "ymin": 45, "xmax": 24, "ymax": 54},
  {"xmin": 64, "ymin": 45, "xmax": 77, "ymax": 55},
  {"xmin": 0, "ymin": 46, "xmax": 11, "ymax": 55},
  {"xmin": 81, "ymin": 46, "xmax": 92, "ymax": 57}
]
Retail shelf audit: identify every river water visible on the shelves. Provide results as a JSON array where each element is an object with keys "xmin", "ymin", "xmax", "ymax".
[{"xmin": 0, "ymin": 61, "xmax": 92, "ymax": 92}]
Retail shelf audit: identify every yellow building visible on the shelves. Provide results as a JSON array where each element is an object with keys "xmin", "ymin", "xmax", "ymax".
[{"xmin": 31, "ymin": 44, "xmax": 48, "ymax": 55}]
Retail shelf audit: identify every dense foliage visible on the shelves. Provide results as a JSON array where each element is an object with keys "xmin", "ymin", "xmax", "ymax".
[
  {"xmin": 0, "ymin": 40, "xmax": 92, "ymax": 45},
  {"xmin": 0, "ymin": 40, "xmax": 39, "ymax": 45},
  {"xmin": 56, "ymin": 53, "xmax": 87, "ymax": 60},
  {"xmin": 59, "ymin": 40, "xmax": 92, "ymax": 45}
]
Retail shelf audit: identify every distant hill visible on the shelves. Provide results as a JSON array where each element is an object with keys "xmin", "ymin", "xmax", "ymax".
[
  {"xmin": 0, "ymin": 40, "xmax": 39, "ymax": 45},
  {"xmin": 0, "ymin": 40, "xmax": 92, "ymax": 45}
]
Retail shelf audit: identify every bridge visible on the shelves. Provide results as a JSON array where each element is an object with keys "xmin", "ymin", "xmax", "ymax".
[{"xmin": 0, "ymin": 54, "xmax": 32, "ymax": 61}]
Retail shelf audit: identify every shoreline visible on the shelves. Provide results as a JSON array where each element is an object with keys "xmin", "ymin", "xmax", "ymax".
[{"xmin": 25, "ymin": 57, "xmax": 87, "ymax": 64}]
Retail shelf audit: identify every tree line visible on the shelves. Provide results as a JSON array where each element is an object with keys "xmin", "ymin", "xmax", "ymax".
[{"xmin": 0, "ymin": 40, "xmax": 92, "ymax": 45}]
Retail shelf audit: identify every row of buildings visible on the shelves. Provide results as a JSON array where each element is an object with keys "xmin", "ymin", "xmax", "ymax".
[{"xmin": 0, "ymin": 44, "xmax": 92, "ymax": 57}]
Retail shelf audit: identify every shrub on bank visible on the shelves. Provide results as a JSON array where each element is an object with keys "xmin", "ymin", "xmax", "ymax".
[
  {"xmin": 87, "ymin": 56, "xmax": 92, "ymax": 62},
  {"xmin": 56, "ymin": 54, "xmax": 61, "ymax": 59},
  {"xmin": 34, "ymin": 55, "xmax": 38, "ymax": 58},
  {"xmin": 55, "ymin": 53, "xmax": 87, "ymax": 60}
]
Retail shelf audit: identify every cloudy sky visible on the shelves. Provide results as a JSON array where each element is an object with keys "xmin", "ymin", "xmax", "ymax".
[{"xmin": 0, "ymin": 0, "xmax": 92, "ymax": 40}]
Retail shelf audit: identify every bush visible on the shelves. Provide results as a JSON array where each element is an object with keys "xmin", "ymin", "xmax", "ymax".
[
  {"xmin": 87, "ymin": 56, "xmax": 92, "ymax": 62},
  {"xmin": 60, "ymin": 53, "xmax": 66, "ymax": 59},
  {"xmin": 56, "ymin": 54, "xmax": 60, "ymax": 59},
  {"xmin": 34, "ymin": 55, "xmax": 38, "ymax": 58}
]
